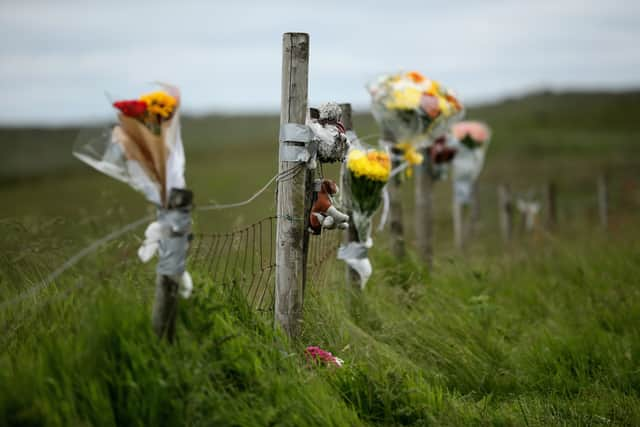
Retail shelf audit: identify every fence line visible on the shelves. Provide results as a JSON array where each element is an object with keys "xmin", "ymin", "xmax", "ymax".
[{"xmin": 2, "ymin": 172, "xmax": 636, "ymax": 314}]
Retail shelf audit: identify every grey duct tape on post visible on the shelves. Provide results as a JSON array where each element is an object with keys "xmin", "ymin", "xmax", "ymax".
[
  {"xmin": 279, "ymin": 123, "xmax": 317, "ymax": 163},
  {"xmin": 156, "ymin": 208, "xmax": 192, "ymax": 276}
]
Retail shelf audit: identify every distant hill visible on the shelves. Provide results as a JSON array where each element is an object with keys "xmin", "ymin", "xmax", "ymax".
[{"xmin": 1, "ymin": 90, "xmax": 639, "ymax": 182}]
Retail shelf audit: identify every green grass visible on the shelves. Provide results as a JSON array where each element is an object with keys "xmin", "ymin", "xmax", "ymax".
[
  {"xmin": 2, "ymin": 234, "xmax": 639, "ymax": 425},
  {"xmin": 1, "ymin": 90, "xmax": 640, "ymax": 425}
]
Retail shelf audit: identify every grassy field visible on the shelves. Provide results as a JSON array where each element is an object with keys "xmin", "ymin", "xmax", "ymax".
[{"xmin": 1, "ymin": 91, "xmax": 639, "ymax": 425}]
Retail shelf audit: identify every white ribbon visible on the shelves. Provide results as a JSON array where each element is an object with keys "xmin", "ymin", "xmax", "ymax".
[
  {"xmin": 337, "ymin": 239, "xmax": 373, "ymax": 289},
  {"xmin": 138, "ymin": 221, "xmax": 193, "ymax": 299}
]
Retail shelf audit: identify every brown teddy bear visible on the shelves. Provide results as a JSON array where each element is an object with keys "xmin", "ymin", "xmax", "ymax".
[{"xmin": 309, "ymin": 179, "xmax": 349, "ymax": 235}]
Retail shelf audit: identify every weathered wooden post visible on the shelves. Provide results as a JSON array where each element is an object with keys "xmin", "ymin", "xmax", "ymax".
[
  {"xmin": 339, "ymin": 103, "xmax": 361, "ymax": 289},
  {"xmin": 452, "ymin": 198, "xmax": 463, "ymax": 250},
  {"xmin": 497, "ymin": 184, "xmax": 513, "ymax": 242},
  {"xmin": 385, "ymin": 131, "xmax": 406, "ymax": 258},
  {"xmin": 275, "ymin": 32, "xmax": 310, "ymax": 338},
  {"xmin": 598, "ymin": 173, "xmax": 609, "ymax": 230},
  {"xmin": 152, "ymin": 188, "xmax": 193, "ymax": 342},
  {"xmin": 546, "ymin": 181, "xmax": 557, "ymax": 229},
  {"xmin": 467, "ymin": 181, "xmax": 480, "ymax": 241},
  {"xmin": 414, "ymin": 150, "xmax": 433, "ymax": 267}
]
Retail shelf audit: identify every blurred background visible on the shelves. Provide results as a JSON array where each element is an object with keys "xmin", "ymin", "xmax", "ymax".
[{"xmin": 1, "ymin": 0, "xmax": 639, "ymax": 262}]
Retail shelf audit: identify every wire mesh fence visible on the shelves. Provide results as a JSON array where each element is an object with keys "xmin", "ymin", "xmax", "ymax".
[{"xmin": 190, "ymin": 216, "xmax": 341, "ymax": 314}]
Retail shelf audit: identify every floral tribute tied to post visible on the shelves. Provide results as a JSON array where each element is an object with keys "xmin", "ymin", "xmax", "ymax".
[
  {"xmin": 73, "ymin": 84, "xmax": 194, "ymax": 298},
  {"xmin": 367, "ymin": 70, "xmax": 464, "ymax": 176},
  {"xmin": 451, "ymin": 121, "xmax": 491, "ymax": 204},
  {"xmin": 337, "ymin": 138, "xmax": 391, "ymax": 288}
]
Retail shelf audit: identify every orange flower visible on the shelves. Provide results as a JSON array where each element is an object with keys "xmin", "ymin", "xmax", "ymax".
[
  {"xmin": 406, "ymin": 71, "xmax": 426, "ymax": 83},
  {"xmin": 445, "ymin": 93, "xmax": 463, "ymax": 112},
  {"xmin": 367, "ymin": 151, "xmax": 391, "ymax": 169}
]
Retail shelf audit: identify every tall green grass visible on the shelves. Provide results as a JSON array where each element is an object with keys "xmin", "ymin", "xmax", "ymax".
[{"xmin": 1, "ymin": 232, "xmax": 639, "ymax": 425}]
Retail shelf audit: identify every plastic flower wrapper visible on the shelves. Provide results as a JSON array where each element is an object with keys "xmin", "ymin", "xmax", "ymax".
[
  {"xmin": 368, "ymin": 71, "xmax": 464, "ymax": 151},
  {"xmin": 307, "ymin": 102, "xmax": 349, "ymax": 163},
  {"xmin": 74, "ymin": 84, "xmax": 185, "ymax": 207},
  {"xmin": 73, "ymin": 84, "xmax": 193, "ymax": 298},
  {"xmin": 451, "ymin": 121, "xmax": 491, "ymax": 204},
  {"xmin": 338, "ymin": 136, "xmax": 391, "ymax": 288}
]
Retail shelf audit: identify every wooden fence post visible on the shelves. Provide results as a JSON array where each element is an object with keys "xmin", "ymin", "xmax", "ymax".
[
  {"xmin": 467, "ymin": 181, "xmax": 480, "ymax": 241},
  {"xmin": 497, "ymin": 184, "xmax": 513, "ymax": 242},
  {"xmin": 414, "ymin": 151, "xmax": 433, "ymax": 268},
  {"xmin": 452, "ymin": 199, "xmax": 463, "ymax": 250},
  {"xmin": 275, "ymin": 32, "xmax": 309, "ymax": 338},
  {"xmin": 152, "ymin": 188, "xmax": 193, "ymax": 342},
  {"xmin": 598, "ymin": 173, "xmax": 609, "ymax": 230},
  {"xmin": 339, "ymin": 103, "xmax": 361, "ymax": 289},
  {"xmin": 546, "ymin": 181, "xmax": 557, "ymax": 229},
  {"xmin": 386, "ymin": 131, "xmax": 406, "ymax": 259}
]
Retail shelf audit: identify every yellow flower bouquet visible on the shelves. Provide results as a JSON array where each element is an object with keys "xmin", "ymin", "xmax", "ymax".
[{"xmin": 347, "ymin": 148, "xmax": 391, "ymax": 241}]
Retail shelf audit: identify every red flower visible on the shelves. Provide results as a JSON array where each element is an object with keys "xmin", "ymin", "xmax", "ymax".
[
  {"xmin": 428, "ymin": 137, "xmax": 457, "ymax": 164},
  {"xmin": 305, "ymin": 346, "xmax": 343, "ymax": 367},
  {"xmin": 113, "ymin": 100, "xmax": 147, "ymax": 118}
]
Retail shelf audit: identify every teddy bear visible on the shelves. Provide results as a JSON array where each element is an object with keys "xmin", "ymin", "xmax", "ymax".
[{"xmin": 309, "ymin": 179, "xmax": 349, "ymax": 235}]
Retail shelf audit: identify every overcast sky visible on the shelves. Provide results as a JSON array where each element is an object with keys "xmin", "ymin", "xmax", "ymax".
[{"xmin": 0, "ymin": 0, "xmax": 638, "ymax": 125}]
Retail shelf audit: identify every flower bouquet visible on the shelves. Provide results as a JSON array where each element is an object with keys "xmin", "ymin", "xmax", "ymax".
[
  {"xmin": 73, "ymin": 84, "xmax": 193, "ymax": 298},
  {"xmin": 368, "ymin": 71, "xmax": 464, "ymax": 149},
  {"xmin": 305, "ymin": 346, "xmax": 344, "ymax": 368},
  {"xmin": 338, "ymin": 144, "xmax": 391, "ymax": 288},
  {"xmin": 75, "ymin": 85, "xmax": 185, "ymax": 207},
  {"xmin": 451, "ymin": 121, "xmax": 491, "ymax": 204},
  {"xmin": 347, "ymin": 148, "xmax": 391, "ymax": 240},
  {"xmin": 452, "ymin": 121, "xmax": 490, "ymax": 150}
]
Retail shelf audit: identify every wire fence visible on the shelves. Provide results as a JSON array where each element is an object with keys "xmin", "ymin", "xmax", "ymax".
[
  {"xmin": 190, "ymin": 216, "xmax": 341, "ymax": 313},
  {"xmin": 1, "ymin": 165, "xmax": 637, "ymax": 320}
]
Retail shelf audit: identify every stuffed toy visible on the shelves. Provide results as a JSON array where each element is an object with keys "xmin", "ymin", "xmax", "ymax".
[
  {"xmin": 309, "ymin": 179, "xmax": 349, "ymax": 234},
  {"xmin": 308, "ymin": 103, "xmax": 350, "ymax": 163}
]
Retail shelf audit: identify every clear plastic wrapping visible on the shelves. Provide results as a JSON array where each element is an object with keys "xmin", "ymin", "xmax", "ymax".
[
  {"xmin": 368, "ymin": 71, "xmax": 465, "ymax": 148},
  {"xmin": 73, "ymin": 83, "xmax": 185, "ymax": 207},
  {"xmin": 337, "ymin": 133, "xmax": 391, "ymax": 288},
  {"xmin": 451, "ymin": 122, "xmax": 491, "ymax": 204}
]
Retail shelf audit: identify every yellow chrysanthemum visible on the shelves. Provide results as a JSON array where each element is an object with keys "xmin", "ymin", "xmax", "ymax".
[
  {"xmin": 385, "ymin": 86, "xmax": 422, "ymax": 110},
  {"xmin": 396, "ymin": 143, "xmax": 424, "ymax": 178},
  {"xmin": 347, "ymin": 149, "xmax": 391, "ymax": 182},
  {"xmin": 139, "ymin": 91, "xmax": 177, "ymax": 119}
]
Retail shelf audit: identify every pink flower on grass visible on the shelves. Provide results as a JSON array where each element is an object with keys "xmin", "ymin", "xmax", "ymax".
[{"xmin": 305, "ymin": 346, "xmax": 344, "ymax": 367}]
